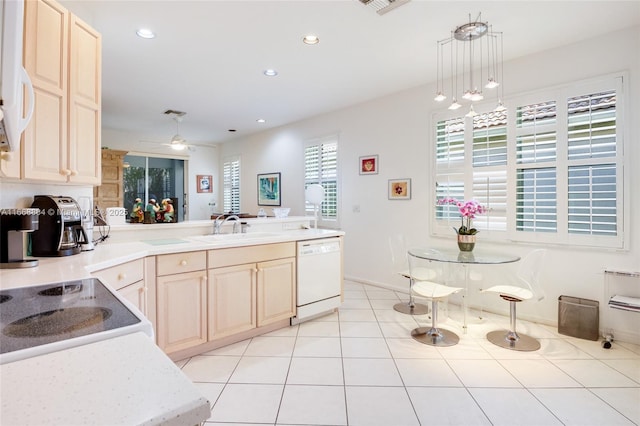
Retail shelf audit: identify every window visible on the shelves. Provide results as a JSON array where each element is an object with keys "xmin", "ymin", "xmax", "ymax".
[
  {"xmin": 305, "ymin": 135, "xmax": 339, "ymax": 227},
  {"xmin": 223, "ymin": 156, "xmax": 241, "ymax": 214},
  {"xmin": 433, "ymin": 75, "xmax": 625, "ymax": 248},
  {"xmin": 123, "ymin": 155, "xmax": 185, "ymax": 222}
]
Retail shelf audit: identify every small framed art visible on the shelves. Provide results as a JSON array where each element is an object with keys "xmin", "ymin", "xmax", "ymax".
[
  {"xmin": 257, "ymin": 172, "xmax": 281, "ymax": 206},
  {"xmin": 388, "ymin": 178, "xmax": 411, "ymax": 200},
  {"xmin": 359, "ymin": 155, "xmax": 378, "ymax": 175},
  {"xmin": 197, "ymin": 175, "xmax": 212, "ymax": 193}
]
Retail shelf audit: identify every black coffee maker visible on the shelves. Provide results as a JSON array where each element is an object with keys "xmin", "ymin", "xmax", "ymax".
[
  {"xmin": 30, "ymin": 195, "xmax": 89, "ymax": 257},
  {"xmin": 0, "ymin": 208, "xmax": 40, "ymax": 268}
]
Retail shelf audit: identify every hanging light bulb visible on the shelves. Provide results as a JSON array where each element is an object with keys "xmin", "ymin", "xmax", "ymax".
[
  {"xmin": 465, "ymin": 105, "xmax": 478, "ymax": 117},
  {"xmin": 485, "ymin": 78, "xmax": 499, "ymax": 89},
  {"xmin": 470, "ymin": 90, "xmax": 484, "ymax": 101},
  {"xmin": 434, "ymin": 92, "xmax": 447, "ymax": 102},
  {"xmin": 494, "ymin": 100, "xmax": 506, "ymax": 112},
  {"xmin": 448, "ymin": 98, "xmax": 462, "ymax": 110}
]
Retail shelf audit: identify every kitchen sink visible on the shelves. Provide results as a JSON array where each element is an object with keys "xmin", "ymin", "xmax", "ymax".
[{"xmin": 190, "ymin": 232, "xmax": 280, "ymax": 243}]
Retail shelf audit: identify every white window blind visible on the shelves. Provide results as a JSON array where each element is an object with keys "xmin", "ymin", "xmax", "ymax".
[
  {"xmin": 567, "ymin": 90, "xmax": 618, "ymax": 236},
  {"xmin": 432, "ymin": 75, "xmax": 625, "ymax": 248},
  {"xmin": 305, "ymin": 137, "xmax": 338, "ymax": 225},
  {"xmin": 223, "ymin": 156, "xmax": 240, "ymax": 213}
]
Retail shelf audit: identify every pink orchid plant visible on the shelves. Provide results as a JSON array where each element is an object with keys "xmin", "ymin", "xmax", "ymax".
[{"xmin": 437, "ymin": 197, "xmax": 487, "ymax": 235}]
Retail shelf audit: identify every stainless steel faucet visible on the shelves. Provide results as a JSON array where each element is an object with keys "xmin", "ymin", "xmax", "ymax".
[{"xmin": 213, "ymin": 214, "xmax": 241, "ymax": 234}]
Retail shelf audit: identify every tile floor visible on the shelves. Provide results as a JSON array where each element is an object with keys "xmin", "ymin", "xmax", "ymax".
[{"xmin": 176, "ymin": 280, "xmax": 640, "ymax": 426}]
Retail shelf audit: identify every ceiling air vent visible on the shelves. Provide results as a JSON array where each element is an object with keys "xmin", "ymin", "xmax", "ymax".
[
  {"xmin": 163, "ymin": 109, "xmax": 186, "ymax": 117},
  {"xmin": 358, "ymin": 0, "xmax": 410, "ymax": 15}
]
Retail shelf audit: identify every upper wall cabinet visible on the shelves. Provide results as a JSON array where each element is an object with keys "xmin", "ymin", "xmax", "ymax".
[{"xmin": 2, "ymin": 0, "xmax": 101, "ymax": 184}]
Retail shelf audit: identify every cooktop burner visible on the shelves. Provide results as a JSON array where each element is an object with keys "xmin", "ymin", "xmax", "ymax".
[{"xmin": 0, "ymin": 278, "xmax": 146, "ymax": 363}]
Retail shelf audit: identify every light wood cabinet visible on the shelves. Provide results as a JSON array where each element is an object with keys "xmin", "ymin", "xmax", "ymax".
[
  {"xmin": 156, "ymin": 251, "xmax": 208, "ymax": 355},
  {"xmin": 91, "ymin": 258, "xmax": 150, "ymax": 318},
  {"xmin": 94, "ymin": 149, "xmax": 127, "ymax": 212},
  {"xmin": 208, "ymin": 264, "xmax": 257, "ymax": 339},
  {"xmin": 207, "ymin": 243, "xmax": 296, "ymax": 341},
  {"xmin": 257, "ymin": 257, "xmax": 296, "ymax": 326},
  {"xmin": 5, "ymin": 0, "xmax": 101, "ymax": 183}
]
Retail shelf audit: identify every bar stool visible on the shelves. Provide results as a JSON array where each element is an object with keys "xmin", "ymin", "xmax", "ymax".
[
  {"xmin": 482, "ymin": 249, "xmax": 547, "ymax": 351},
  {"xmin": 389, "ymin": 234, "xmax": 429, "ymax": 315},
  {"xmin": 408, "ymin": 251, "xmax": 462, "ymax": 346}
]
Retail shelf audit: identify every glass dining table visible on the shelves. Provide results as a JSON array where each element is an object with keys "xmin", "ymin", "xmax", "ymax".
[{"xmin": 408, "ymin": 247, "xmax": 521, "ymax": 332}]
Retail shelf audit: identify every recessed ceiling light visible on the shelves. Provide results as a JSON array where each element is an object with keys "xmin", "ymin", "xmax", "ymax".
[
  {"xmin": 256, "ymin": 119, "xmax": 266, "ymax": 123},
  {"xmin": 136, "ymin": 28, "xmax": 155, "ymax": 39},
  {"xmin": 263, "ymin": 69, "xmax": 278, "ymax": 77},
  {"xmin": 303, "ymin": 34, "xmax": 319, "ymax": 45}
]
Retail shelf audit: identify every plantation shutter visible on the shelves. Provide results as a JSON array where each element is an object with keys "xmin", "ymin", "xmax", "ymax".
[
  {"xmin": 305, "ymin": 138, "xmax": 338, "ymax": 222},
  {"xmin": 223, "ymin": 156, "xmax": 240, "ymax": 213},
  {"xmin": 567, "ymin": 90, "xmax": 617, "ymax": 236},
  {"xmin": 515, "ymin": 101, "xmax": 558, "ymax": 233}
]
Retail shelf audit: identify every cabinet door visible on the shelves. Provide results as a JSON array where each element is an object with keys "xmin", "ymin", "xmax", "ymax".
[
  {"xmin": 157, "ymin": 271, "xmax": 207, "ymax": 354},
  {"xmin": 22, "ymin": 0, "xmax": 68, "ymax": 182},
  {"xmin": 118, "ymin": 280, "xmax": 147, "ymax": 317},
  {"xmin": 68, "ymin": 14, "xmax": 101, "ymax": 184},
  {"xmin": 208, "ymin": 264, "xmax": 257, "ymax": 340},
  {"xmin": 257, "ymin": 257, "xmax": 296, "ymax": 327}
]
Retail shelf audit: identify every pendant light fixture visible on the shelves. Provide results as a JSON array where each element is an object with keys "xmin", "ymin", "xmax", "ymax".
[{"xmin": 434, "ymin": 13, "xmax": 505, "ymax": 113}]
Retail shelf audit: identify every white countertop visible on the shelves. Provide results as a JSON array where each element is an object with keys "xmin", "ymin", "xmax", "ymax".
[
  {"xmin": 0, "ymin": 227, "xmax": 344, "ymax": 289},
  {"xmin": 0, "ymin": 332, "xmax": 211, "ymax": 426}
]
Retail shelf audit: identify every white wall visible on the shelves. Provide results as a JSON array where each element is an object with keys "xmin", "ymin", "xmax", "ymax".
[{"xmin": 220, "ymin": 26, "xmax": 640, "ymax": 341}]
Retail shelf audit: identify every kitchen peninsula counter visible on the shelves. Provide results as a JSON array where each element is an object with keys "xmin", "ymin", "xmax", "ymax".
[{"xmin": 0, "ymin": 227, "xmax": 343, "ymax": 290}]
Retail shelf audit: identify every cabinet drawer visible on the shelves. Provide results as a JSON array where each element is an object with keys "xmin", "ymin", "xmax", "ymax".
[
  {"xmin": 208, "ymin": 242, "xmax": 295, "ymax": 268},
  {"xmin": 157, "ymin": 251, "xmax": 207, "ymax": 276},
  {"xmin": 93, "ymin": 259, "xmax": 144, "ymax": 290}
]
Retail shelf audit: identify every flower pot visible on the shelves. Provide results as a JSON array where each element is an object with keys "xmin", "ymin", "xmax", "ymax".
[{"xmin": 457, "ymin": 234, "xmax": 476, "ymax": 252}]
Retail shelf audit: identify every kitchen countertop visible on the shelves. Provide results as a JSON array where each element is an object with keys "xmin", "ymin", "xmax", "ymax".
[
  {"xmin": 0, "ymin": 332, "xmax": 211, "ymax": 425},
  {"xmin": 0, "ymin": 228, "xmax": 344, "ymax": 290}
]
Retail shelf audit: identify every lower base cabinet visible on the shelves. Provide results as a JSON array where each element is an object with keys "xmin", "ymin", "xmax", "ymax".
[
  {"xmin": 157, "ymin": 270, "xmax": 208, "ymax": 354},
  {"xmin": 208, "ymin": 264, "xmax": 257, "ymax": 340},
  {"xmin": 208, "ymin": 243, "xmax": 296, "ymax": 342},
  {"xmin": 257, "ymin": 258, "xmax": 296, "ymax": 326}
]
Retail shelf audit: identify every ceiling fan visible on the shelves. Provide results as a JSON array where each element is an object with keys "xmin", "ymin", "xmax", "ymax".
[
  {"xmin": 139, "ymin": 110, "xmax": 196, "ymax": 152},
  {"xmin": 166, "ymin": 110, "xmax": 189, "ymax": 151}
]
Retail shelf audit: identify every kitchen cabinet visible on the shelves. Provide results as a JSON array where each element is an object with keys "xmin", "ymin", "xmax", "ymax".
[
  {"xmin": 4, "ymin": 0, "xmax": 101, "ymax": 183},
  {"xmin": 91, "ymin": 258, "xmax": 149, "ymax": 317},
  {"xmin": 156, "ymin": 251, "xmax": 207, "ymax": 354},
  {"xmin": 208, "ymin": 243, "xmax": 296, "ymax": 341}
]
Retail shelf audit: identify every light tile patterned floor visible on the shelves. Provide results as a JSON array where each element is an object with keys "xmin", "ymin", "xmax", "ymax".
[{"xmin": 177, "ymin": 280, "xmax": 640, "ymax": 426}]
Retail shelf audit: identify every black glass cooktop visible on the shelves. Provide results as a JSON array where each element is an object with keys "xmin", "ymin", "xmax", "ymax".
[{"xmin": 0, "ymin": 278, "xmax": 141, "ymax": 358}]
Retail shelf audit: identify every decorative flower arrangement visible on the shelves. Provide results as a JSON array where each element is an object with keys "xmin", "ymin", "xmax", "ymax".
[{"xmin": 437, "ymin": 197, "xmax": 487, "ymax": 235}]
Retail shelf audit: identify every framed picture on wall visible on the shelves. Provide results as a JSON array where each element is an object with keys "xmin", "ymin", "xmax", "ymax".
[
  {"xmin": 388, "ymin": 178, "xmax": 411, "ymax": 200},
  {"xmin": 359, "ymin": 155, "xmax": 378, "ymax": 175},
  {"xmin": 257, "ymin": 172, "xmax": 281, "ymax": 206},
  {"xmin": 197, "ymin": 175, "xmax": 212, "ymax": 193}
]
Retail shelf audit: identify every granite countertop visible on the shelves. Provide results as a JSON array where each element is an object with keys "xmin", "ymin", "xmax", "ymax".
[{"xmin": 0, "ymin": 332, "xmax": 211, "ymax": 425}]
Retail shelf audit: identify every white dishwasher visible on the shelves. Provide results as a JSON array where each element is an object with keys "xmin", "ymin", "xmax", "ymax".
[{"xmin": 294, "ymin": 238, "xmax": 342, "ymax": 323}]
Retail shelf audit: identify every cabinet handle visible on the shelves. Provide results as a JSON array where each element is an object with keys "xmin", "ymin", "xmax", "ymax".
[
  {"xmin": 138, "ymin": 287, "xmax": 144, "ymax": 294},
  {"xmin": 70, "ymin": 170, "xmax": 78, "ymax": 176},
  {"xmin": 180, "ymin": 260, "xmax": 188, "ymax": 266},
  {"xmin": 117, "ymin": 273, "xmax": 126, "ymax": 280},
  {"xmin": 61, "ymin": 169, "xmax": 72, "ymax": 176}
]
